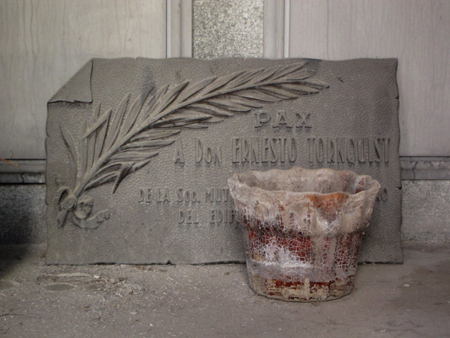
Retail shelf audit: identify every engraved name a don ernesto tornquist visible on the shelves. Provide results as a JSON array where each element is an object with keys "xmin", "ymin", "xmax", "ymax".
[{"xmin": 55, "ymin": 62, "xmax": 329, "ymax": 229}]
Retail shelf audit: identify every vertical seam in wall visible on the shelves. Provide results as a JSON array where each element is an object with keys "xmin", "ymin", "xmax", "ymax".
[
  {"xmin": 263, "ymin": 0, "xmax": 284, "ymax": 59},
  {"xmin": 284, "ymin": 0, "xmax": 290, "ymax": 58},
  {"xmin": 169, "ymin": 0, "xmax": 192, "ymax": 58},
  {"xmin": 326, "ymin": 0, "xmax": 330, "ymax": 59},
  {"xmin": 166, "ymin": 0, "xmax": 171, "ymax": 58},
  {"xmin": 180, "ymin": 0, "xmax": 185, "ymax": 55},
  {"xmin": 190, "ymin": 0, "xmax": 194, "ymax": 57},
  {"xmin": 182, "ymin": 0, "xmax": 193, "ymax": 57}
]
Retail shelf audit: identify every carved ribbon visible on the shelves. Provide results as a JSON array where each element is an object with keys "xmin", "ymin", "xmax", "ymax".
[
  {"xmin": 55, "ymin": 187, "xmax": 76, "ymax": 227},
  {"xmin": 54, "ymin": 187, "xmax": 110, "ymax": 229}
]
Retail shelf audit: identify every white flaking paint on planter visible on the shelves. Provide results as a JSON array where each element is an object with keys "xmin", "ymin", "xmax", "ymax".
[{"xmin": 228, "ymin": 167, "xmax": 380, "ymax": 301}]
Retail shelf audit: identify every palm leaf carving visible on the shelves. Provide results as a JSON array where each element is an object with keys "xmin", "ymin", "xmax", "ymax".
[{"xmin": 70, "ymin": 62, "xmax": 328, "ymax": 198}]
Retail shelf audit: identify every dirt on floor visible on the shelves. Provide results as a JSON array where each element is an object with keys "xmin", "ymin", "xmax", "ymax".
[{"xmin": 0, "ymin": 242, "xmax": 449, "ymax": 338}]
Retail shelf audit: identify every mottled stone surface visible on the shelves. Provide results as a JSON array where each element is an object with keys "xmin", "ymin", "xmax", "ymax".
[
  {"xmin": 402, "ymin": 180, "xmax": 450, "ymax": 242},
  {"xmin": 193, "ymin": 0, "xmax": 263, "ymax": 59},
  {"xmin": 0, "ymin": 185, "xmax": 46, "ymax": 244}
]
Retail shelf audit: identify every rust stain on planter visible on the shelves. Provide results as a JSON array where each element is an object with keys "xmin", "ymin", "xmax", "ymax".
[{"xmin": 228, "ymin": 167, "xmax": 380, "ymax": 302}]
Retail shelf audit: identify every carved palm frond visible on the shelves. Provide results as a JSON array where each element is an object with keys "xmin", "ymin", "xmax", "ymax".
[{"xmin": 72, "ymin": 62, "xmax": 328, "ymax": 196}]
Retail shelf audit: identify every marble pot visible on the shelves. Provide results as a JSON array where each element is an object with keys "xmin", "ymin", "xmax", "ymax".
[{"xmin": 228, "ymin": 167, "xmax": 380, "ymax": 302}]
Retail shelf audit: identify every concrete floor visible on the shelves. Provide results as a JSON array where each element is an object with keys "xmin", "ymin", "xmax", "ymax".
[{"xmin": 0, "ymin": 242, "xmax": 449, "ymax": 338}]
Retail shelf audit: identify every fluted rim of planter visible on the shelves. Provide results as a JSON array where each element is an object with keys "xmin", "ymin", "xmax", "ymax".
[{"xmin": 228, "ymin": 167, "xmax": 381, "ymax": 237}]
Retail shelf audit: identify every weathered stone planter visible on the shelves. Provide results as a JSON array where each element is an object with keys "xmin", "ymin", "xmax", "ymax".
[{"xmin": 228, "ymin": 167, "xmax": 380, "ymax": 302}]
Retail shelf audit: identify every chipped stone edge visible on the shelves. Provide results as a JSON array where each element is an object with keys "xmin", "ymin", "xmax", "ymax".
[
  {"xmin": 0, "ymin": 160, "xmax": 46, "ymax": 183},
  {"xmin": 400, "ymin": 157, "xmax": 450, "ymax": 180}
]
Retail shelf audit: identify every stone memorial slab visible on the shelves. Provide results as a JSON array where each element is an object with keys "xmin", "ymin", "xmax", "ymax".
[{"xmin": 46, "ymin": 58, "xmax": 401, "ymax": 264}]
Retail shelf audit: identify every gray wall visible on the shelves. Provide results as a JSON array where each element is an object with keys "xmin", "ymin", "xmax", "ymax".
[
  {"xmin": 3, "ymin": 0, "xmax": 449, "ymax": 159},
  {"xmin": 1, "ymin": 0, "xmax": 449, "ymax": 244},
  {"xmin": 287, "ymin": 0, "xmax": 450, "ymax": 157},
  {"xmin": 0, "ymin": 0, "xmax": 167, "ymax": 159}
]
